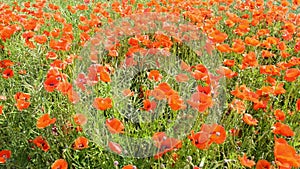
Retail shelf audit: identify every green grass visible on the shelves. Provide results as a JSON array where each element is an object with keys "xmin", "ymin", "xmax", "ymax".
[{"xmin": 0, "ymin": 0, "xmax": 300, "ymax": 168}]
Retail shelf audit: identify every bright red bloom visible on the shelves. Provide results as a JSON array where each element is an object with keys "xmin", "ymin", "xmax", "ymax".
[
  {"xmin": 34, "ymin": 35, "xmax": 47, "ymax": 44},
  {"xmin": 148, "ymin": 70, "xmax": 162, "ymax": 82},
  {"xmin": 238, "ymin": 154, "xmax": 256, "ymax": 168},
  {"xmin": 2, "ymin": 68, "xmax": 14, "ymax": 79},
  {"xmin": 272, "ymin": 122, "xmax": 295, "ymax": 137},
  {"xmin": 36, "ymin": 114, "xmax": 56, "ymax": 129},
  {"xmin": 297, "ymin": 99, "xmax": 300, "ymax": 111},
  {"xmin": 44, "ymin": 76, "xmax": 60, "ymax": 92},
  {"xmin": 106, "ymin": 118, "xmax": 125, "ymax": 134},
  {"xmin": 108, "ymin": 141, "xmax": 122, "ymax": 154},
  {"xmin": 256, "ymin": 160, "xmax": 271, "ymax": 169},
  {"xmin": 284, "ymin": 68, "xmax": 300, "ymax": 82},
  {"xmin": 33, "ymin": 136, "xmax": 50, "ymax": 152},
  {"xmin": 93, "ymin": 97, "xmax": 112, "ymax": 111},
  {"xmin": 142, "ymin": 99, "xmax": 156, "ymax": 111},
  {"xmin": 0, "ymin": 150, "xmax": 11, "ymax": 164},
  {"xmin": 122, "ymin": 165, "xmax": 137, "ymax": 169},
  {"xmin": 223, "ymin": 59, "xmax": 235, "ymax": 67},
  {"xmin": 73, "ymin": 136, "xmax": 89, "ymax": 150},
  {"xmin": 74, "ymin": 113, "xmax": 87, "ymax": 126},
  {"xmin": 243, "ymin": 113, "xmax": 258, "ymax": 126},
  {"xmin": 57, "ymin": 81, "xmax": 72, "ymax": 95},
  {"xmin": 274, "ymin": 137, "xmax": 300, "ymax": 168},
  {"xmin": 274, "ymin": 109, "xmax": 286, "ymax": 121},
  {"xmin": 14, "ymin": 92, "xmax": 31, "ymax": 111},
  {"xmin": 188, "ymin": 124, "xmax": 226, "ymax": 150},
  {"xmin": 51, "ymin": 159, "xmax": 68, "ymax": 169}
]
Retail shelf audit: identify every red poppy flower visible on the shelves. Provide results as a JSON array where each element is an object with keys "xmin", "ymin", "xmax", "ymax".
[
  {"xmin": 51, "ymin": 159, "xmax": 68, "ymax": 169},
  {"xmin": 0, "ymin": 105, "xmax": 3, "ymax": 115},
  {"xmin": 34, "ymin": 35, "xmax": 47, "ymax": 44},
  {"xmin": 266, "ymin": 37, "xmax": 279, "ymax": 45},
  {"xmin": 241, "ymin": 52, "xmax": 258, "ymax": 69},
  {"xmin": 22, "ymin": 31, "xmax": 35, "ymax": 40},
  {"xmin": 67, "ymin": 90, "xmax": 80, "ymax": 104},
  {"xmin": 14, "ymin": 92, "xmax": 30, "ymax": 101},
  {"xmin": 122, "ymin": 88, "xmax": 134, "ymax": 97},
  {"xmin": 274, "ymin": 137, "xmax": 300, "ymax": 168},
  {"xmin": 260, "ymin": 65, "xmax": 281, "ymax": 76},
  {"xmin": 2, "ymin": 68, "xmax": 14, "ymax": 79},
  {"xmin": 274, "ymin": 83, "xmax": 286, "ymax": 95},
  {"xmin": 15, "ymin": 100, "xmax": 30, "ymax": 111},
  {"xmin": 36, "ymin": 114, "xmax": 56, "ymax": 129},
  {"xmin": 148, "ymin": 70, "xmax": 162, "ymax": 82},
  {"xmin": 296, "ymin": 99, "xmax": 300, "ymax": 111},
  {"xmin": 168, "ymin": 93, "xmax": 185, "ymax": 111},
  {"xmin": 295, "ymin": 40, "xmax": 300, "ymax": 53},
  {"xmin": 216, "ymin": 66, "xmax": 238, "ymax": 79},
  {"xmin": 57, "ymin": 81, "xmax": 72, "ymax": 95},
  {"xmin": 256, "ymin": 160, "xmax": 271, "ymax": 169},
  {"xmin": 238, "ymin": 154, "xmax": 256, "ymax": 168},
  {"xmin": 50, "ymin": 60, "xmax": 67, "ymax": 70},
  {"xmin": 33, "ymin": 136, "xmax": 50, "ymax": 152},
  {"xmin": 242, "ymin": 113, "xmax": 258, "ymax": 126},
  {"xmin": 216, "ymin": 43, "xmax": 231, "ymax": 53},
  {"xmin": 0, "ymin": 59, "xmax": 14, "ymax": 68},
  {"xmin": 142, "ymin": 99, "xmax": 156, "ymax": 111},
  {"xmin": 261, "ymin": 50, "xmax": 274, "ymax": 58},
  {"xmin": 18, "ymin": 70, "xmax": 26, "ymax": 75},
  {"xmin": 154, "ymin": 137, "xmax": 182, "ymax": 159},
  {"xmin": 180, "ymin": 60, "xmax": 191, "ymax": 72},
  {"xmin": 229, "ymin": 99, "xmax": 246, "ymax": 114},
  {"xmin": 210, "ymin": 124, "xmax": 226, "ymax": 144},
  {"xmin": 274, "ymin": 109, "xmax": 285, "ymax": 121},
  {"xmin": 152, "ymin": 132, "xmax": 167, "ymax": 147},
  {"xmin": 106, "ymin": 118, "xmax": 125, "ymax": 134},
  {"xmin": 75, "ymin": 73, "xmax": 87, "ymax": 91},
  {"xmin": 150, "ymin": 88, "xmax": 165, "ymax": 100},
  {"xmin": 197, "ymin": 86, "xmax": 211, "ymax": 95},
  {"xmin": 14, "ymin": 92, "xmax": 31, "ymax": 111},
  {"xmin": 277, "ymin": 41, "xmax": 287, "ymax": 51},
  {"xmin": 122, "ymin": 165, "xmax": 137, "ymax": 169},
  {"xmin": 95, "ymin": 65, "xmax": 111, "ymax": 83},
  {"xmin": 157, "ymin": 82, "xmax": 175, "ymax": 97},
  {"xmin": 108, "ymin": 141, "xmax": 122, "ymax": 154},
  {"xmin": 272, "ymin": 122, "xmax": 295, "ymax": 137},
  {"xmin": 231, "ymin": 39, "xmax": 245, "ymax": 54},
  {"xmin": 74, "ymin": 113, "xmax": 87, "ymax": 126},
  {"xmin": 188, "ymin": 129, "xmax": 212, "ymax": 150},
  {"xmin": 44, "ymin": 76, "xmax": 60, "ymax": 92},
  {"xmin": 46, "ymin": 52, "xmax": 58, "ymax": 60},
  {"xmin": 73, "ymin": 136, "xmax": 89, "ymax": 150},
  {"xmin": 257, "ymin": 29, "xmax": 270, "ymax": 36},
  {"xmin": 245, "ymin": 37, "xmax": 260, "ymax": 46},
  {"xmin": 208, "ymin": 29, "xmax": 228, "ymax": 43},
  {"xmin": 0, "ymin": 150, "xmax": 11, "ymax": 164},
  {"xmin": 188, "ymin": 123, "xmax": 226, "ymax": 150},
  {"xmin": 93, "ymin": 97, "xmax": 112, "ymax": 111},
  {"xmin": 175, "ymin": 73, "xmax": 189, "ymax": 82},
  {"xmin": 223, "ymin": 59, "xmax": 235, "ymax": 67},
  {"xmin": 284, "ymin": 68, "xmax": 300, "ymax": 82},
  {"xmin": 187, "ymin": 92, "xmax": 213, "ymax": 112}
]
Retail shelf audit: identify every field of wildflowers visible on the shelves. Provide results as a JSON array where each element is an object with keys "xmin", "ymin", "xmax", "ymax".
[{"xmin": 0, "ymin": 0, "xmax": 300, "ymax": 168}]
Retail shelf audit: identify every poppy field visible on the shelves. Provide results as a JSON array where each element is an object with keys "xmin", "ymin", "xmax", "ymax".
[{"xmin": 0, "ymin": 0, "xmax": 300, "ymax": 169}]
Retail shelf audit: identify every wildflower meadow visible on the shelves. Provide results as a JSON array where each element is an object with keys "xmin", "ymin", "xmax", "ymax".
[{"xmin": 0, "ymin": 0, "xmax": 300, "ymax": 168}]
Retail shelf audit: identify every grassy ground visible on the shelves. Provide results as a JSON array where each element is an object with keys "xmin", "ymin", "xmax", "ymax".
[{"xmin": 0, "ymin": 0, "xmax": 300, "ymax": 168}]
